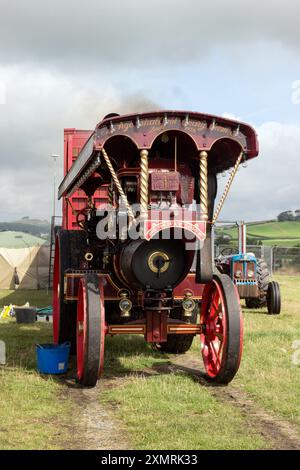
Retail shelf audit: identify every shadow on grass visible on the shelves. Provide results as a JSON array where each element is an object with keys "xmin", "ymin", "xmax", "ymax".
[
  {"xmin": 243, "ymin": 308, "xmax": 272, "ymax": 316},
  {"xmin": 0, "ymin": 320, "xmax": 217, "ymax": 390}
]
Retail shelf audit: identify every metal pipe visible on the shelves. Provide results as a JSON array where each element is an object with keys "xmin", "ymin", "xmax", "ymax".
[
  {"xmin": 212, "ymin": 152, "xmax": 243, "ymax": 224},
  {"xmin": 238, "ymin": 221, "xmax": 247, "ymax": 255},
  {"xmin": 199, "ymin": 151, "xmax": 208, "ymax": 220}
]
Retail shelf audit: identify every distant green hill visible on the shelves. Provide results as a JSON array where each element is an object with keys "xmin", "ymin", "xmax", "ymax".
[
  {"xmin": 0, "ymin": 218, "xmax": 50, "ymax": 240},
  {"xmin": 216, "ymin": 221, "xmax": 300, "ymax": 247},
  {"xmin": 0, "ymin": 231, "xmax": 48, "ymax": 248}
]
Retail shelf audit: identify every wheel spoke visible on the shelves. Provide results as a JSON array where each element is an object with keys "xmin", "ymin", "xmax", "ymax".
[
  {"xmin": 210, "ymin": 340, "xmax": 221, "ymax": 369},
  {"xmin": 211, "ymin": 293, "xmax": 220, "ymax": 314},
  {"xmin": 211, "ymin": 303, "xmax": 222, "ymax": 320},
  {"xmin": 215, "ymin": 332, "xmax": 224, "ymax": 341}
]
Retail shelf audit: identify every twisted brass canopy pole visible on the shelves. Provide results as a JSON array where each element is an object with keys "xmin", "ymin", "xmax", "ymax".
[
  {"xmin": 212, "ymin": 151, "xmax": 244, "ymax": 224},
  {"xmin": 101, "ymin": 148, "xmax": 134, "ymax": 220},
  {"xmin": 140, "ymin": 149, "xmax": 149, "ymax": 215},
  {"xmin": 199, "ymin": 151, "xmax": 208, "ymax": 220},
  {"xmin": 108, "ymin": 180, "xmax": 113, "ymax": 206}
]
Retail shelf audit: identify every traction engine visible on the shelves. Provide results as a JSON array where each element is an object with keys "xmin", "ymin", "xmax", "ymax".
[{"xmin": 53, "ymin": 110, "xmax": 259, "ymax": 386}]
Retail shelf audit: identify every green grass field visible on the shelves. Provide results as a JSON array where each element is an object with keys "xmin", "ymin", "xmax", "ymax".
[
  {"xmin": 0, "ymin": 289, "xmax": 52, "ymax": 309},
  {"xmin": 0, "ymin": 276, "xmax": 299, "ymax": 449},
  {"xmin": 217, "ymin": 221, "xmax": 300, "ymax": 247}
]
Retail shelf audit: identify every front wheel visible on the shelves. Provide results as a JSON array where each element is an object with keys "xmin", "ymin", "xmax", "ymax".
[
  {"xmin": 76, "ymin": 274, "xmax": 105, "ymax": 387},
  {"xmin": 201, "ymin": 274, "xmax": 243, "ymax": 384}
]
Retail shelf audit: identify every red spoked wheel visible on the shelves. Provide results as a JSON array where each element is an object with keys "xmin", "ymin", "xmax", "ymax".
[
  {"xmin": 77, "ymin": 273, "xmax": 105, "ymax": 387},
  {"xmin": 200, "ymin": 273, "xmax": 243, "ymax": 384}
]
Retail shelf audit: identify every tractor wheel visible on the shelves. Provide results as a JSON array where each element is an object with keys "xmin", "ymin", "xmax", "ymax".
[
  {"xmin": 53, "ymin": 230, "xmax": 86, "ymax": 351},
  {"xmin": 267, "ymin": 281, "xmax": 281, "ymax": 314},
  {"xmin": 158, "ymin": 304, "xmax": 198, "ymax": 354},
  {"xmin": 76, "ymin": 274, "xmax": 105, "ymax": 387},
  {"xmin": 201, "ymin": 273, "xmax": 243, "ymax": 384},
  {"xmin": 245, "ymin": 258, "xmax": 270, "ymax": 309}
]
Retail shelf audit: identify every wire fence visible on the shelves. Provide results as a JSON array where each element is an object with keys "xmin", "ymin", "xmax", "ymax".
[{"xmin": 215, "ymin": 245, "xmax": 300, "ymax": 275}]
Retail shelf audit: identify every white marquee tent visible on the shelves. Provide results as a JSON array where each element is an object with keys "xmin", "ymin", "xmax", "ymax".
[{"xmin": 0, "ymin": 232, "xmax": 50, "ymax": 289}]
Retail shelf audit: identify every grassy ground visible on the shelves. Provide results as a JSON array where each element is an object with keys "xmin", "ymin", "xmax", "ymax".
[
  {"xmin": 235, "ymin": 275, "xmax": 300, "ymax": 424},
  {"xmin": 0, "ymin": 276, "xmax": 299, "ymax": 449},
  {"xmin": 0, "ymin": 320, "xmax": 73, "ymax": 449},
  {"xmin": 103, "ymin": 336, "xmax": 267, "ymax": 450},
  {"xmin": 0, "ymin": 289, "xmax": 52, "ymax": 309},
  {"xmin": 101, "ymin": 275, "xmax": 300, "ymax": 449}
]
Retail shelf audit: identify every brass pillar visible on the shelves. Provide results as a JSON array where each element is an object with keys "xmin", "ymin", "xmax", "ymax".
[
  {"xmin": 140, "ymin": 149, "xmax": 149, "ymax": 215},
  {"xmin": 199, "ymin": 151, "xmax": 208, "ymax": 220}
]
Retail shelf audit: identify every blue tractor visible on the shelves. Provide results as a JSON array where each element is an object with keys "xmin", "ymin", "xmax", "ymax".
[{"xmin": 215, "ymin": 222, "xmax": 281, "ymax": 314}]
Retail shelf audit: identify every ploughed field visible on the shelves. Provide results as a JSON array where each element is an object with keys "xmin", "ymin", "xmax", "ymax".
[{"xmin": 0, "ymin": 275, "xmax": 299, "ymax": 450}]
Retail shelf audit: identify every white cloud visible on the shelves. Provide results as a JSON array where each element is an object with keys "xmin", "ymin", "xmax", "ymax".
[
  {"xmin": 0, "ymin": 1, "xmax": 299, "ymax": 71},
  {"xmin": 217, "ymin": 121, "xmax": 300, "ymax": 221},
  {"xmin": 0, "ymin": 65, "xmax": 159, "ymax": 220}
]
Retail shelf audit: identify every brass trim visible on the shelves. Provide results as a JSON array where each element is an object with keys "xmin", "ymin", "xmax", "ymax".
[
  {"xmin": 84, "ymin": 252, "xmax": 94, "ymax": 261},
  {"xmin": 147, "ymin": 251, "xmax": 170, "ymax": 273},
  {"xmin": 101, "ymin": 147, "xmax": 134, "ymax": 220},
  {"xmin": 199, "ymin": 150, "xmax": 208, "ymax": 220},
  {"xmin": 140, "ymin": 149, "xmax": 149, "ymax": 215}
]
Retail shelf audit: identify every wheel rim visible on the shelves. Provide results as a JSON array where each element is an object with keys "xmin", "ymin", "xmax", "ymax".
[
  {"xmin": 77, "ymin": 280, "xmax": 87, "ymax": 380},
  {"xmin": 99, "ymin": 280, "xmax": 105, "ymax": 376},
  {"xmin": 201, "ymin": 279, "xmax": 227, "ymax": 378},
  {"xmin": 52, "ymin": 236, "xmax": 60, "ymax": 344}
]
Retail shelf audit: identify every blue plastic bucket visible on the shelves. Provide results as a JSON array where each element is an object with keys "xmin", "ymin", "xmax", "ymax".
[{"xmin": 36, "ymin": 342, "xmax": 70, "ymax": 374}]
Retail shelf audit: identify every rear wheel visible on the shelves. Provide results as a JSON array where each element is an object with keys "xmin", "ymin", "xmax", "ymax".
[
  {"xmin": 245, "ymin": 258, "xmax": 270, "ymax": 309},
  {"xmin": 267, "ymin": 281, "xmax": 281, "ymax": 314},
  {"xmin": 77, "ymin": 274, "xmax": 105, "ymax": 387},
  {"xmin": 201, "ymin": 273, "xmax": 243, "ymax": 384}
]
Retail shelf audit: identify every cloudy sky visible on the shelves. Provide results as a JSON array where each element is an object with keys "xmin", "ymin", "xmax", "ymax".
[{"xmin": 0, "ymin": 0, "xmax": 299, "ymax": 222}]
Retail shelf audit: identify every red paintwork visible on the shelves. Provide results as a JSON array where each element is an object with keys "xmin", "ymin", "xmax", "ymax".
[
  {"xmin": 95, "ymin": 110, "xmax": 259, "ymax": 158},
  {"xmin": 64, "ymin": 273, "xmax": 122, "ymax": 301},
  {"xmin": 146, "ymin": 311, "xmax": 168, "ymax": 343},
  {"xmin": 63, "ymin": 129, "xmax": 108, "ymax": 230},
  {"xmin": 59, "ymin": 110, "xmax": 259, "ymax": 200},
  {"xmin": 143, "ymin": 211, "xmax": 206, "ymax": 242},
  {"xmin": 174, "ymin": 274, "xmax": 204, "ymax": 299}
]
